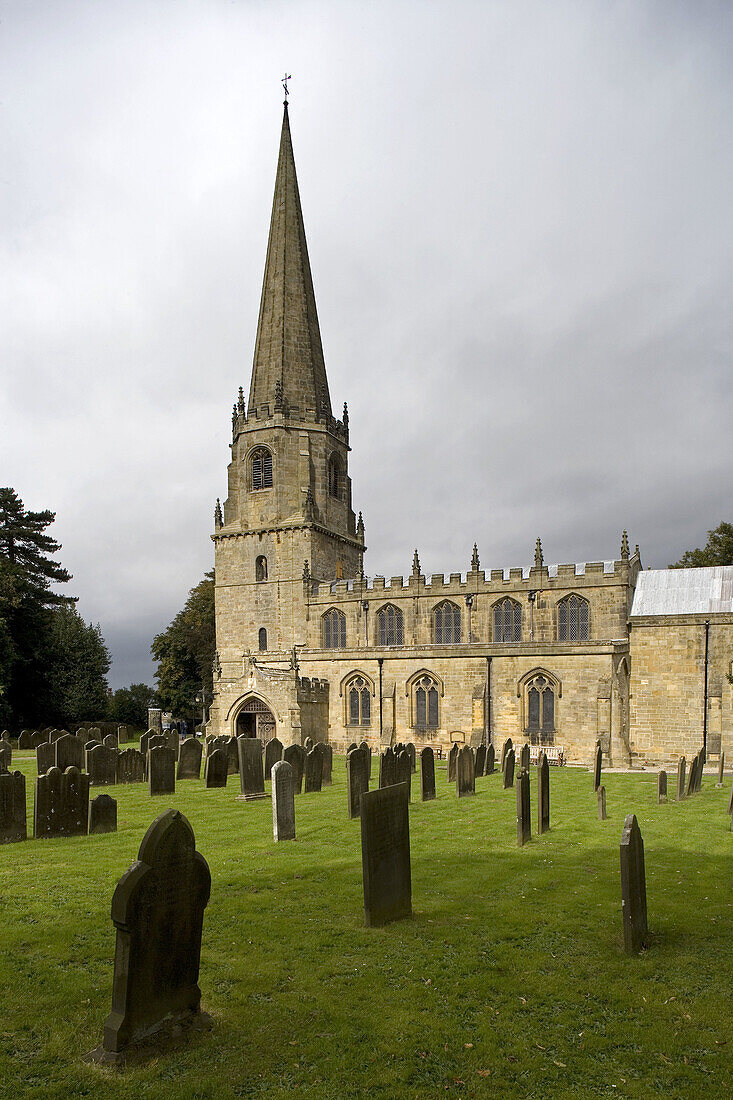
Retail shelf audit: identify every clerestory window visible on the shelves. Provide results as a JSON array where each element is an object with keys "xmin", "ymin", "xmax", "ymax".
[
  {"xmin": 557, "ymin": 594, "xmax": 590, "ymax": 641},
  {"xmin": 377, "ymin": 604, "xmax": 404, "ymax": 646},
  {"xmin": 323, "ymin": 608, "xmax": 347, "ymax": 650},
  {"xmin": 433, "ymin": 601, "xmax": 461, "ymax": 645},
  {"xmin": 493, "ymin": 598, "xmax": 522, "ymax": 642}
]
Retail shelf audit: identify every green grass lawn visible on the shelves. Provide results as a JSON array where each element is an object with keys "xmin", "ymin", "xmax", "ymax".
[{"xmin": 0, "ymin": 753, "xmax": 731, "ymax": 1099}]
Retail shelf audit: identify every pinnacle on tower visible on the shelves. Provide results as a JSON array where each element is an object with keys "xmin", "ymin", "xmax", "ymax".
[
  {"xmin": 248, "ymin": 102, "xmax": 331, "ymax": 419},
  {"xmin": 412, "ymin": 549, "xmax": 421, "ymax": 575},
  {"xmin": 621, "ymin": 530, "xmax": 630, "ymax": 560},
  {"xmin": 471, "ymin": 543, "xmax": 480, "ymax": 572},
  {"xmin": 303, "ymin": 488, "xmax": 316, "ymax": 522},
  {"xmin": 214, "ymin": 498, "xmax": 223, "ymax": 529},
  {"xmin": 356, "ymin": 512, "xmax": 365, "ymax": 541},
  {"xmin": 534, "ymin": 537, "xmax": 544, "ymax": 568},
  {"xmin": 237, "ymin": 386, "xmax": 245, "ymax": 415}
]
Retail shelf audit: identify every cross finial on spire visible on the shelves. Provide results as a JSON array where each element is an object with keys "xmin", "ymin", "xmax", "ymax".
[
  {"xmin": 534, "ymin": 537, "xmax": 544, "ymax": 568},
  {"xmin": 282, "ymin": 73, "xmax": 292, "ymax": 100}
]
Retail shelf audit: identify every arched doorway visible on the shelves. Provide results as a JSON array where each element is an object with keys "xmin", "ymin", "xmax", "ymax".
[{"xmin": 235, "ymin": 696, "xmax": 276, "ymax": 742}]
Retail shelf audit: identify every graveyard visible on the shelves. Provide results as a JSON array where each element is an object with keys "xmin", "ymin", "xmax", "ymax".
[{"xmin": 0, "ymin": 744, "xmax": 731, "ymax": 1098}]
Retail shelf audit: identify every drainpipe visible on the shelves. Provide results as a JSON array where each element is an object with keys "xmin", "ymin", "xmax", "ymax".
[
  {"xmin": 703, "ymin": 619, "xmax": 710, "ymax": 761},
  {"xmin": 378, "ymin": 657, "xmax": 384, "ymax": 743},
  {"xmin": 486, "ymin": 656, "xmax": 492, "ymax": 747}
]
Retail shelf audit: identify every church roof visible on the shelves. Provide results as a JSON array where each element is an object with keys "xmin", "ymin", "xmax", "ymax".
[
  {"xmin": 248, "ymin": 102, "xmax": 331, "ymax": 418},
  {"xmin": 630, "ymin": 567, "xmax": 733, "ymax": 616}
]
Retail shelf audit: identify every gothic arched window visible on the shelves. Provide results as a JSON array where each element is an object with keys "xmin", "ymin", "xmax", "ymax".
[
  {"xmin": 345, "ymin": 674, "xmax": 371, "ymax": 726},
  {"xmin": 433, "ymin": 601, "xmax": 461, "ymax": 644},
  {"xmin": 258, "ymin": 627, "xmax": 268, "ymax": 652},
  {"xmin": 524, "ymin": 673, "xmax": 556, "ymax": 743},
  {"xmin": 328, "ymin": 455, "xmax": 342, "ymax": 499},
  {"xmin": 413, "ymin": 674, "xmax": 440, "ymax": 729},
  {"xmin": 557, "ymin": 594, "xmax": 590, "ymax": 641},
  {"xmin": 377, "ymin": 604, "xmax": 404, "ymax": 646},
  {"xmin": 255, "ymin": 555, "xmax": 268, "ymax": 582},
  {"xmin": 323, "ymin": 608, "xmax": 347, "ymax": 650},
  {"xmin": 251, "ymin": 447, "xmax": 273, "ymax": 491},
  {"xmin": 493, "ymin": 597, "xmax": 522, "ymax": 642}
]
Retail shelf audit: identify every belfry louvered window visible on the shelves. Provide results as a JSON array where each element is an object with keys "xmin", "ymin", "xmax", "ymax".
[
  {"xmin": 525, "ymin": 673, "xmax": 555, "ymax": 742},
  {"xmin": 323, "ymin": 608, "xmax": 346, "ymax": 649},
  {"xmin": 377, "ymin": 604, "xmax": 403, "ymax": 646},
  {"xmin": 328, "ymin": 456, "xmax": 341, "ymax": 498},
  {"xmin": 346, "ymin": 675, "xmax": 371, "ymax": 726},
  {"xmin": 433, "ymin": 601, "xmax": 461, "ymax": 644},
  {"xmin": 493, "ymin": 598, "xmax": 522, "ymax": 642},
  {"xmin": 414, "ymin": 674, "xmax": 439, "ymax": 729},
  {"xmin": 251, "ymin": 448, "xmax": 273, "ymax": 490},
  {"xmin": 557, "ymin": 594, "xmax": 589, "ymax": 641}
]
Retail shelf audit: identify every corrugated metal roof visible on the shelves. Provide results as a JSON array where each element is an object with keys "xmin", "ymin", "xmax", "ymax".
[{"xmin": 630, "ymin": 567, "xmax": 733, "ymax": 616}]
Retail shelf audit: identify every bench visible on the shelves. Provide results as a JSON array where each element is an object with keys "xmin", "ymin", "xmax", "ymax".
[{"xmin": 528, "ymin": 744, "xmax": 565, "ymax": 766}]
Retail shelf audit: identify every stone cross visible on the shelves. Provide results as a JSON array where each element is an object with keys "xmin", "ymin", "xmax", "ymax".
[
  {"xmin": 620, "ymin": 813, "xmax": 648, "ymax": 954},
  {"xmin": 537, "ymin": 751, "xmax": 550, "ymax": 834},
  {"xmin": 272, "ymin": 760, "xmax": 296, "ymax": 840},
  {"xmin": 360, "ymin": 783, "xmax": 411, "ymax": 927},
  {"xmin": 516, "ymin": 768, "xmax": 531, "ymax": 846},
  {"xmin": 420, "ymin": 746, "xmax": 436, "ymax": 802}
]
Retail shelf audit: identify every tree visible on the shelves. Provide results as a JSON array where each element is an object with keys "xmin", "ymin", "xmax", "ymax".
[
  {"xmin": 0, "ymin": 488, "xmax": 74, "ymax": 604},
  {"xmin": 151, "ymin": 571, "xmax": 215, "ymax": 719},
  {"xmin": 46, "ymin": 606, "xmax": 111, "ymax": 726},
  {"xmin": 670, "ymin": 522, "xmax": 733, "ymax": 568},
  {"xmin": 109, "ymin": 682, "xmax": 159, "ymax": 729}
]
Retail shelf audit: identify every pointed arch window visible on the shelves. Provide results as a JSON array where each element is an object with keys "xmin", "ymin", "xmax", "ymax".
[
  {"xmin": 258, "ymin": 627, "xmax": 268, "ymax": 652},
  {"xmin": 323, "ymin": 608, "xmax": 347, "ymax": 650},
  {"xmin": 345, "ymin": 674, "xmax": 371, "ymax": 726},
  {"xmin": 377, "ymin": 604, "xmax": 404, "ymax": 646},
  {"xmin": 524, "ymin": 673, "xmax": 555, "ymax": 743},
  {"xmin": 255, "ymin": 555, "xmax": 268, "ymax": 582},
  {"xmin": 493, "ymin": 597, "xmax": 522, "ymax": 642},
  {"xmin": 433, "ymin": 601, "xmax": 461, "ymax": 644},
  {"xmin": 413, "ymin": 674, "xmax": 440, "ymax": 729},
  {"xmin": 328, "ymin": 455, "xmax": 342, "ymax": 499},
  {"xmin": 557, "ymin": 594, "xmax": 590, "ymax": 641},
  {"xmin": 251, "ymin": 447, "xmax": 273, "ymax": 491}
]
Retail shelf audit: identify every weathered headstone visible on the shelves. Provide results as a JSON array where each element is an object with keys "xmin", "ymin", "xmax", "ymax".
[
  {"xmin": 118, "ymin": 748, "xmax": 146, "ymax": 784},
  {"xmin": 88, "ymin": 726, "xmax": 102, "ymax": 741},
  {"xmin": 271, "ymin": 760, "xmax": 296, "ymax": 841},
  {"xmin": 283, "ymin": 744, "xmax": 305, "ymax": 794},
  {"xmin": 360, "ymin": 783, "xmax": 412, "ymax": 927},
  {"xmin": 406, "ymin": 742, "xmax": 416, "ymax": 774},
  {"xmin": 485, "ymin": 743, "xmax": 496, "ymax": 774},
  {"xmin": 37, "ymin": 741, "xmax": 54, "ymax": 775},
  {"xmin": 226, "ymin": 736, "xmax": 239, "ymax": 775},
  {"xmin": 55, "ymin": 732, "xmax": 84, "ymax": 773},
  {"xmin": 395, "ymin": 748, "xmax": 411, "ymax": 800},
  {"xmin": 456, "ymin": 744, "xmax": 475, "ymax": 797},
  {"xmin": 85, "ymin": 810, "xmax": 211, "ymax": 1064},
  {"xmin": 34, "ymin": 766, "xmax": 89, "ymax": 838},
  {"xmin": 716, "ymin": 751, "xmax": 725, "ymax": 788},
  {"xmin": 148, "ymin": 747, "xmax": 176, "ymax": 796},
  {"xmin": 88, "ymin": 744, "xmax": 117, "ymax": 787},
  {"xmin": 148, "ymin": 734, "xmax": 167, "ymax": 754},
  {"xmin": 204, "ymin": 748, "xmax": 228, "ymax": 788},
  {"xmin": 379, "ymin": 746, "xmax": 397, "ymax": 789},
  {"xmin": 500, "ymin": 737, "xmax": 513, "ymax": 772},
  {"xmin": 475, "ymin": 744, "xmax": 486, "ymax": 777},
  {"xmin": 0, "ymin": 738, "xmax": 12, "ymax": 771},
  {"xmin": 264, "ymin": 736, "xmax": 283, "ymax": 778},
  {"xmin": 18, "ymin": 730, "xmax": 34, "ymax": 750},
  {"xmin": 447, "ymin": 743, "xmax": 459, "ymax": 783},
  {"xmin": 117, "ymin": 725, "xmax": 128, "ymax": 744},
  {"xmin": 728, "ymin": 778, "xmax": 733, "ymax": 815},
  {"xmin": 237, "ymin": 737, "xmax": 266, "ymax": 800},
  {"xmin": 620, "ymin": 813, "xmax": 648, "ymax": 954},
  {"xmin": 304, "ymin": 736, "xmax": 314, "ymax": 751},
  {"xmin": 89, "ymin": 794, "xmax": 118, "ymax": 834},
  {"xmin": 597, "ymin": 785, "xmax": 607, "ymax": 820},
  {"xmin": 177, "ymin": 738, "xmax": 203, "ymax": 780},
  {"xmin": 321, "ymin": 743, "xmax": 333, "ymax": 786},
  {"xmin": 304, "ymin": 748, "xmax": 323, "ymax": 793},
  {"xmin": 537, "ymin": 751, "xmax": 550, "ymax": 834},
  {"xmin": 139, "ymin": 731, "xmax": 152, "ymax": 757},
  {"xmin": 686, "ymin": 753, "xmax": 698, "ymax": 798},
  {"xmin": 0, "ymin": 771, "xmax": 26, "ymax": 842},
  {"xmin": 347, "ymin": 741, "xmax": 358, "ymax": 754},
  {"xmin": 503, "ymin": 748, "xmax": 515, "ymax": 789},
  {"xmin": 420, "ymin": 746, "xmax": 436, "ymax": 802},
  {"xmin": 104, "ymin": 733, "xmax": 119, "ymax": 751},
  {"xmin": 593, "ymin": 740, "xmax": 602, "ymax": 791},
  {"xmin": 657, "ymin": 770, "xmax": 667, "ymax": 803},
  {"xmin": 516, "ymin": 768, "xmax": 531, "ymax": 846},
  {"xmin": 520, "ymin": 743, "xmax": 530, "ymax": 772},
  {"xmin": 676, "ymin": 756, "xmax": 686, "ymax": 800},
  {"xmin": 347, "ymin": 746, "xmax": 370, "ymax": 819}
]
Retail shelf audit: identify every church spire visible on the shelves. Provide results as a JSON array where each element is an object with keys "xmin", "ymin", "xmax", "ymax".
[{"xmin": 248, "ymin": 102, "xmax": 331, "ymax": 419}]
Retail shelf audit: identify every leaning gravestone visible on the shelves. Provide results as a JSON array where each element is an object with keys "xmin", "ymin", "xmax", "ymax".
[
  {"xmin": 264, "ymin": 736, "xmax": 283, "ymax": 778},
  {"xmin": 37, "ymin": 741, "xmax": 55, "ymax": 775},
  {"xmin": 177, "ymin": 738, "xmax": 203, "ymax": 780},
  {"xmin": 503, "ymin": 748, "xmax": 515, "ymax": 790},
  {"xmin": 304, "ymin": 748, "xmax": 323, "ymax": 793},
  {"xmin": 283, "ymin": 744, "xmax": 305, "ymax": 794},
  {"xmin": 89, "ymin": 794, "xmax": 118, "ymax": 834},
  {"xmin": 447, "ymin": 743, "xmax": 459, "ymax": 783},
  {"xmin": 85, "ymin": 810, "xmax": 211, "ymax": 1064},
  {"xmin": 321, "ymin": 743, "xmax": 333, "ymax": 786},
  {"xmin": 520, "ymin": 743, "xmax": 530, "ymax": 772},
  {"xmin": 420, "ymin": 746, "xmax": 436, "ymax": 802},
  {"xmin": 597, "ymin": 785, "xmax": 607, "ymax": 820},
  {"xmin": 118, "ymin": 748, "xmax": 146, "ymax": 784},
  {"xmin": 347, "ymin": 746, "xmax": 369, "ymax": 819},
  {"xmin": 593, "ymin": 740, "xmax": 603, "ymax": 791},
  {"xmin": 55, "ymin": 733, "xmax": 84, "ymax": 773},
  {"xmin": 475, "ymin": 744, "xmax": 486, "ymax": 777},
  {"xmin": 676, "ymin": 756, "xmax": 686, "ymax": 801},
  {"xmin": 456, "ymin": 745, "xmax": 475, "ymax": 798},
  {"xmin": 485, "ymin": 743, "xmax": 496, "ymax": 774},
  {"xmin": 204, "ymin": 748, "xmax": 228, "ymax": 789},
  {"xmin": 272, "ymin": 760, "xmax": 296, "ymax": 841},
  {"xmin": 716, "ymin": 752, "xmax": 725, "ymax": 788},
  {"xmin": 237, "ymin": 738, "xmax": 266, "ymax": 801},
  {"xmin": 500, "ymin": 737, "xmax": 513, "ymax": 772},
  {"xmin": 620, "ymin": 813, "xmax": 648, "ymax": 954},
  {"xmin": 657, "ymin": 770, "xmax": 667, "ymax": 804},
  {"xmin": 148, "ymin": 747, "xmax": 176, "ymax": 796},
  {"xmin": 537, "ymin": 751, "xmax": 550, "ymax": 834},
  {"xmin": 360, "ymin": 783, "xmax": 411, "ymax": 927},
  {"xmin": 686, "ymin": 753, "xmax": 699, "ymax": 798},
  {"xmin": 379, "ymin": 746, "xmax": 397, "ymax": 789},
  {"xmin": 516, "ymin": 769, "xmax": 531, "ymax": 846},
  {"xmin": 0, "ymin": 771, "xmax": 27, "ymax": 842},
  {"xmin": 88, "ymin": 744, "xmax": 117, "ymax": 787},
  {"xmin": 35, "ymin": 766, "xmax": 89, "ymax": 838}
]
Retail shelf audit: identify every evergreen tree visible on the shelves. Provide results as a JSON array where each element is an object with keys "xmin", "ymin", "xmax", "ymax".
[
  {"xmin": 46, "ymin": 606, "xmax": 111, "ymax": 726},
  {"xmin": 670, "ymin": 522, "xmax": 733, "ymax": 568},
  {"xmin": 108, "ymin": 682, "xmax": 159, "ymax": 729},
  {"xmin": 0, "ymin": 488, "xmax": 74, "ymax": 604},
  {"xmin": 151, "ymin": 571, "xmax": 215, "ymax": 719}
]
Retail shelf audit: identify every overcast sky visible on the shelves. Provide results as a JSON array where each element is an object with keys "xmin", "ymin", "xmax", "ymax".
[{"xmin": 2, "ymin": 0, "xmax": 732, "ymax": 689}]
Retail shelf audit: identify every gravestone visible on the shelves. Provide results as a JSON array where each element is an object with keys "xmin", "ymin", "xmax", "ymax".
[
  {"xmin": 237, "ymin": 737, "xmax": 266, "ymax": 800},
  {"xmin": 148, "ymin": 734, "xmax": 167, "ymax": 754},
  {"xmin": 537, "ymin": 751, "xmax": 550, "ymax": 834},
  {"xmin": 597, "ymin": 785, "xmax": 607, "ymax": 820},
  {"xmin": 304, "ymin": 736, "xmax": 314, "ymax": 751},
  {"xmin": 520, "ymin": 743, "xmax": 530, "ymax": 772},
  {"xmin": 88, "ymin": 744, "xmax": 117, "ymax": 787},
  {"xmin": 347, "ymin": 741, "xmax": 358, "ymax": 754},
  {"xmin": 456, "ymin": 744, "xmax": 475, "ymax": 797},
  {"xmin": 728, "ymin": 779, "xmax": 733, "ymax": 815},
  {"xmin": 37, "ymin": 741, "xmax": 54, "ymax": 775},
  {"xmin": 406, "ymin": 743, "xmax": 416, "ymax": 774},
  {"xmin": 321, "ymin": 743, "xmax": 333, "ymax": 786},
  {"xmin": 347, "ymin": 746, "xmax": 370, "ymax": 819},
  {"xmin": 204, "ymin": 748, "xmax": 228, "ymax": 789},
  {"xmin": 676, "ymin": 756, "xmax": 686, "ymax": 800},
  {"xmin": 593, "ymin": 740, "xmax": 602, "ymax": 791},
  {"xmin": 177, "ymin": 738, "xmax": 203, "ymax": 780},
  {"xmin": 104, "ymin": 733, "xmax": 118, "ymax": 751},
  {"xmin": 695, "ymin": 751, "xmax": 704, "ymax": 793},
  {"xmin": 51, "ymin": 728, "xmax": 67, "ymax": 742},
  {"xmin": 84, "ymin": 741, "xmax": 98, "ymax": 771},
  {"xmin": 89, "ymin": 794, "xmax": 118, "ymax": 834},
  {"xmin": 163, "ymin": 729, "xmax": 179, "ymax": 755},
  {"xmin": 118, "ymin": 749, "xmax": 146, "ymax": 784},
  {"xmin": 447, "ymin": 743, "xmax": 459, "ymax": 783},
  {"xmin": 657, "ymin": 770, "xmax": 667, "ymax": 803},
  {"xmin": 85, "ymin": 810, "xmax": 211, "ymax": 1064},
  {"xmin": 620, "ymin": 813, "xmax": 648, "ymax": 954},
  {"xmin": 516, "ymin": 769, "xmax": 531, "ymax": 846},
  {"xmin": 55, "ymin": 733, "xmax": 84, "ymax": 773},
  {"xmin": 271, "ymin": 760, "xmax": 296, "ymax": 841},
  {"xmin": 139, "ymin": 731, "xmax": 151, "ymax": 757},
  {"xmin": 360, "ymin": 783, "xmax": 412, "ymax": 927},
  {"xmin": 686, "ymin": 753, "xmax": 698, "ymax": 798},
  {"xmin": 226, "ymin": 736, "xmax": 239, "ymax": 775},
  {"xmin": 0, "ymin": 738, "xmax": 12, "ymax": 771},
  {"xmin": 420, "ymin": 746, "xmax": 436, "ymax": 802},
  {"xmin": 475, "ymin": 744, "xmax": 486, "ymax": 777},
  {"xmin": 379, "ymin": 747, "xmax": 397, "ymax": 789},
  {"xmin": 358, "ymin": 740, "xmax": 372, "ymax": 782},
  {"xmin": 148, "ymin": 747, "xmax": 176, "ymax": 796},
  {"xmin": 485, "ymin": 743, "xmax": 496, "ymax": 774},
  {"xmin": 395, "ymin": 749, "xmax": 411, "ymax": 800},
  {"xmin": 500, "ymin": 737, "xmax": 513, "ymax": 772},
  {"xmin": 0, "ymin": 771, "xmax": 26, "ymax": 842},
  {"xmin": 117, "ymin": 725, "xmax": 128, "ymax": 744},
  {"xmin": 716, "ymin": 752, "xmax": 725, "ymax": 788},
  {"xmin": 34, "ymin": 766, "xmax": 89, "ymax": 838},
  {"xmin": 264, "ymin": 736, "xmax": 283, "ymax": 778},
  {"xmin": 304, "ymin": 748, "xmax": 323, "ymax": 793},
  {"xmin": 283, "ymin": 744, "xmax": 305, "ymax": 794},
  {"xmin": 18, "ymin": 730, "xmax": 34, "ymax": 750},
  {"xmin": 88, "ymin": 726, "xmax": 101, "ymax": 741},
  {"xmin": 503, "ymin": 748, "xmax": 515, "ymax": 790}
]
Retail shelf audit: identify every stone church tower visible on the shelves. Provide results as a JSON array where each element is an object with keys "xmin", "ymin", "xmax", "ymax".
[{"xmin": 208, "ymin": 102, "xmax": 364, "ymax": 740}]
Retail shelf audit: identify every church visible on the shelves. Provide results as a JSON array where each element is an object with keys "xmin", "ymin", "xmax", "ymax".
[{"xmin": 207, "ymin": 102, "xmax": 732, "ymax": 767}]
